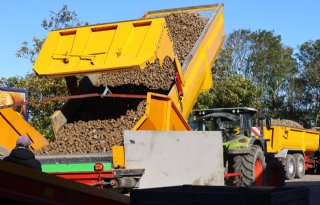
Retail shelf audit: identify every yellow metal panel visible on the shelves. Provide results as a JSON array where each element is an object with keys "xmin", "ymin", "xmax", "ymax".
[
  {"xmin": 168, "ymin": 5, "xmax": 225, "ymax": 119},
  {"xmin": 133, "ymin": 93, "xmax": 191, "ymax": 131},
  {"xmin": 112, "ymin": 146, "xmax": 125, "ymax": 168},
  {"xmin": 304, "ymin": 131, "xmax": 320, "ymax": 152},
  {"xmin": 34, "ymin": 19, "xmax": 179, "ymax": 77},
  {"xmin": 0, "ymin": 108, "xmax": 48, "ymax": 152},
  {"xmin": 264, "ymin": 126, "xmax": 319, "ymax": 154},
  {"xmin": 143, "ymin": 4, "xmax": 219, "ymax": 19}
]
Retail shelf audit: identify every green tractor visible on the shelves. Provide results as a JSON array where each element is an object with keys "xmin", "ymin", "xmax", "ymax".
[{"xmin": 189, "ymin": 107, "xmax": 285, "ymax": 186}]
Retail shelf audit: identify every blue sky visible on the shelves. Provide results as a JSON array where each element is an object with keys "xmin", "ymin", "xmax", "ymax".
[{"xmin": 0, "ymin": 0, "xmax": 319, "ymax": 78}]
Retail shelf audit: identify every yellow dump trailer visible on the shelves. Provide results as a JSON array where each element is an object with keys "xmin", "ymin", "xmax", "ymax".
[
  {"xmin": 0, "ymin": 108, "xmax": 48, "ymax": 157},
  {"xmin": 34, "ymin": 4, "xmax": 225, "ymax": 136},
  {"xmin": 264, "ymin": 126, "xmax": 319, "ymax": 155},
  {"xmin": 264, "ymin": 126, "xmax": 320, "ymax": 180},
  {"xmin": 0, "ymin": 87, "xmax": 48, "ymax": 157},
  {"xmin": 31, "ymin": 4, "xmax": 226, "ymax": 190}
]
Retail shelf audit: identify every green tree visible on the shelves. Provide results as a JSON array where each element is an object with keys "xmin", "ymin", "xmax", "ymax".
[
  {"xmin": 195, "ymin": 29, "xmax": 262, "ymax": 110},
  {"xmin": 195, "ymin": 74, "xmax": 262, "ymax": 109},
  {"xmin": 16, "ymin": 4, "xmax": 86, "ymax": 64},
  {"xmin": 247, "ymin": 30, "xmax": 298, "ymax": 115},
  {"xmin": 1, "ymin": 5, "xmax": 87, "ymax": 141},
  {"xmin": 224, "ymin": 29, "xmax": 252, "ymax": 76},
  {"xmin": 294, "ymin": 40, "xmax": 320, "ymax": 127},
  {"xmin": 196, "ymin": 29, "xmax": 299, "ymax": 122}
]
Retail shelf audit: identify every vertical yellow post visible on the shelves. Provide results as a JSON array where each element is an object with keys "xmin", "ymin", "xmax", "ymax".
[{"xmin": 112, "ymin": 146, "xmax": 125, "ymax": 168}]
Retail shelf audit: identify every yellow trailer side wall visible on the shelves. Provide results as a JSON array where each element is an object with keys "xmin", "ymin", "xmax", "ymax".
[
  {"xmin": 133, "ymin": 93, "xmax": 191, "ymax": 131},
  {"xmin": 0, "ymin": 108, "xmax": 48, "ymax": 152},
  {"xmin": 42, "ymin": 4, "xmax": 225, "ymax": 138},
  {"xmin": 264, "ymin": 126, "xmax": 319, "ymax": 154},
  {"xmin": 168, "ymin": 5, "xmax": 225, "ymax": 119}
]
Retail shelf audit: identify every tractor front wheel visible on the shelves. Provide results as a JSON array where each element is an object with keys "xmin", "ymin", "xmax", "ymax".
[{"xmin": 241, "ymin": 145, "xmax": 267, "ymax": 186}]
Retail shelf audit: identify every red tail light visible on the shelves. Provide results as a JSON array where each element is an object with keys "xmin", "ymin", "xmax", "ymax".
[{"xmin": 94, "ymin": 163, "xmax": 104, "ymax": 171}]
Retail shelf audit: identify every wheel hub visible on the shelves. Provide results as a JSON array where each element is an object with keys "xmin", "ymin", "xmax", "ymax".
[{"xmin": 254, "ymin": 158, "xmax": 263, "ymax": 186}]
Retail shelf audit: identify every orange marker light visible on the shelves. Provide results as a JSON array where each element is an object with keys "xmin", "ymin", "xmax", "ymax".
[{"xmin": 94, "ymin": 163, "xmax": 104, "ymax": 171}]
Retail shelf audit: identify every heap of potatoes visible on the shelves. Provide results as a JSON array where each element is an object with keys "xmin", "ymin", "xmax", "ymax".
[{"xmin": 36, "ymin": 12, "xmax": 208, "ymax": 155}]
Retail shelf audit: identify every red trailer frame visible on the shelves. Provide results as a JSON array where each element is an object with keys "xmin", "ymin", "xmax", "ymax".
[{"xmin": 0, "ymin": 160, "xmax": 130, "ymax": 205}]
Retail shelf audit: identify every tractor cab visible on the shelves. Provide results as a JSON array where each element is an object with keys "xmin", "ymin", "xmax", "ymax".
[{"xmin": 189, "ymin": 107, "xmax": 261, "ymax": 142}]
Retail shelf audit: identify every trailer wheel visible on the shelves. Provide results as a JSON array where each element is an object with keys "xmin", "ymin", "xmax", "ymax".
[
  {"xmin": 294, "ymin": 153, "xmax": 305, "ymax": 179},
  {"xmin": 226, "ymin": 155, "xmax": 243, "ymax": 186},
  {"xmin": 284, "ymin": 154, "xmax": 296, "ymax": 180},
  {"xmin": 266, "ymin": 157, "xmax": 285, "ymax": 186},
  {"xmin": 241, "ymin": 145, "xmax": 266, "ymax": 186}
]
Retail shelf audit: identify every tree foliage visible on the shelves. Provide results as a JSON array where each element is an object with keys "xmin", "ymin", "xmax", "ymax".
[
  {"xmin": 195, "ymin": 74, "xmax": 262, "ymax": 109},
  {"xmin": 247, "ymin": 30, "xmax": 298, "ymax": 115},
  {"xmin": 196, "ymin": 29, "xmax": 299, "ymax": 121},
  {"xmin": 195, "ymin": 30, "xmax": 262, "ymax": 110},
  {"xmin": 16, "ymin": 4, "xmax": 87, "ymax": 64},
  {"xmin": 294, "ymin": 40, "xmax": 320, "ymax": 127},
  {"xmin": 1, "ymin": 5, "xmax": 86, "ymax": 141}
]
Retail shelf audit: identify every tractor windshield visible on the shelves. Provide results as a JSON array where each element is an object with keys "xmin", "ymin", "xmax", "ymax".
[{"xmin": 189, "ymin": 112, "xmax": 242, "ymax": 141}]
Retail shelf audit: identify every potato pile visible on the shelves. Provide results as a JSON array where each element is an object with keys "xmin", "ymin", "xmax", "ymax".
[
  {"xmin": 36, "ymin": 12, "xmax": 208, "ymax": 155},
  {"xmin": 96, "ymin": 57, "xmax": 175, "ymax": 94},
  {"xmin": 37, "ymin": 99, "xmax": 146, "ymax": 154},
  {"xmin": 165, "ymin": 12, "xmax": 208, "ymax": 64},
  {"xmin": 271, "ymin": 119, "xmax": 304, "ymax": 129}
]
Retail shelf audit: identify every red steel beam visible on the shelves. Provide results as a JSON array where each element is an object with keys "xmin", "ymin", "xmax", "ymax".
[
  {"xmin": 0, "ymin": 160, "xmax": 129, "ymax": 205},
  {"xmin": 0, "ymin": 93, "xmax": 147, "ymax": 109},
  {"xmin": 224, "ymin": 172, "xmax": 241, "ymax": 178}
]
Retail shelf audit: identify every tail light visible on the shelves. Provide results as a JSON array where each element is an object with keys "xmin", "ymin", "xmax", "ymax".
[{"xmin": 94, "ymin": 163, "xmax": 104, "ymax": 171}]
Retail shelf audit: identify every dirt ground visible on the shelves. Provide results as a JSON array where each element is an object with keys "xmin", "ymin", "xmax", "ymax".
[{"xmin": 285, "ymin": 174, "xmax": 320, "ymax": 205}]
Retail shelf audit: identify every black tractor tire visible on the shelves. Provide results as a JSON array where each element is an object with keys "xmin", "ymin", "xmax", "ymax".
[
  {"xmin": 241, "ymin": 145, "xmax": 267, "ymax": 186},
  {"xmin": 226, "ymin": 155, "xmax": 243, "ymax": 186},
  {"xmin": 266, "ymin": 157, "xmax": 286, "ymax": 186},
  {"xmin": 294, "ymin": 153, "xmax": 305, "ymax": 179},
  {"xmin": 284, "ymin": 154, "xmax": 296, "ymax": 180}
]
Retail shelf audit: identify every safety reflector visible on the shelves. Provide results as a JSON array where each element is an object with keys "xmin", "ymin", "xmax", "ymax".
[
  {"xmin": 251, "ymin": 127, "xmax": 261, "ymax": 137},
  {"xmin": 94, "ymin": 163, "xmax": 104, "ymax": 171}
]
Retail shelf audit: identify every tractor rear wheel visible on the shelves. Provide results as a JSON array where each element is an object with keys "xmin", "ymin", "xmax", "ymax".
[
  {"xmin": 241, "ymin": 145, "xmax": 266, "ymax": 186},
  {"xmin": 294, "ymin": 153, "xmax": 305, "ymax": 179},
  {"xmin": 284, "ymin": 154, "xmax": 296, "ymax": 180}
]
